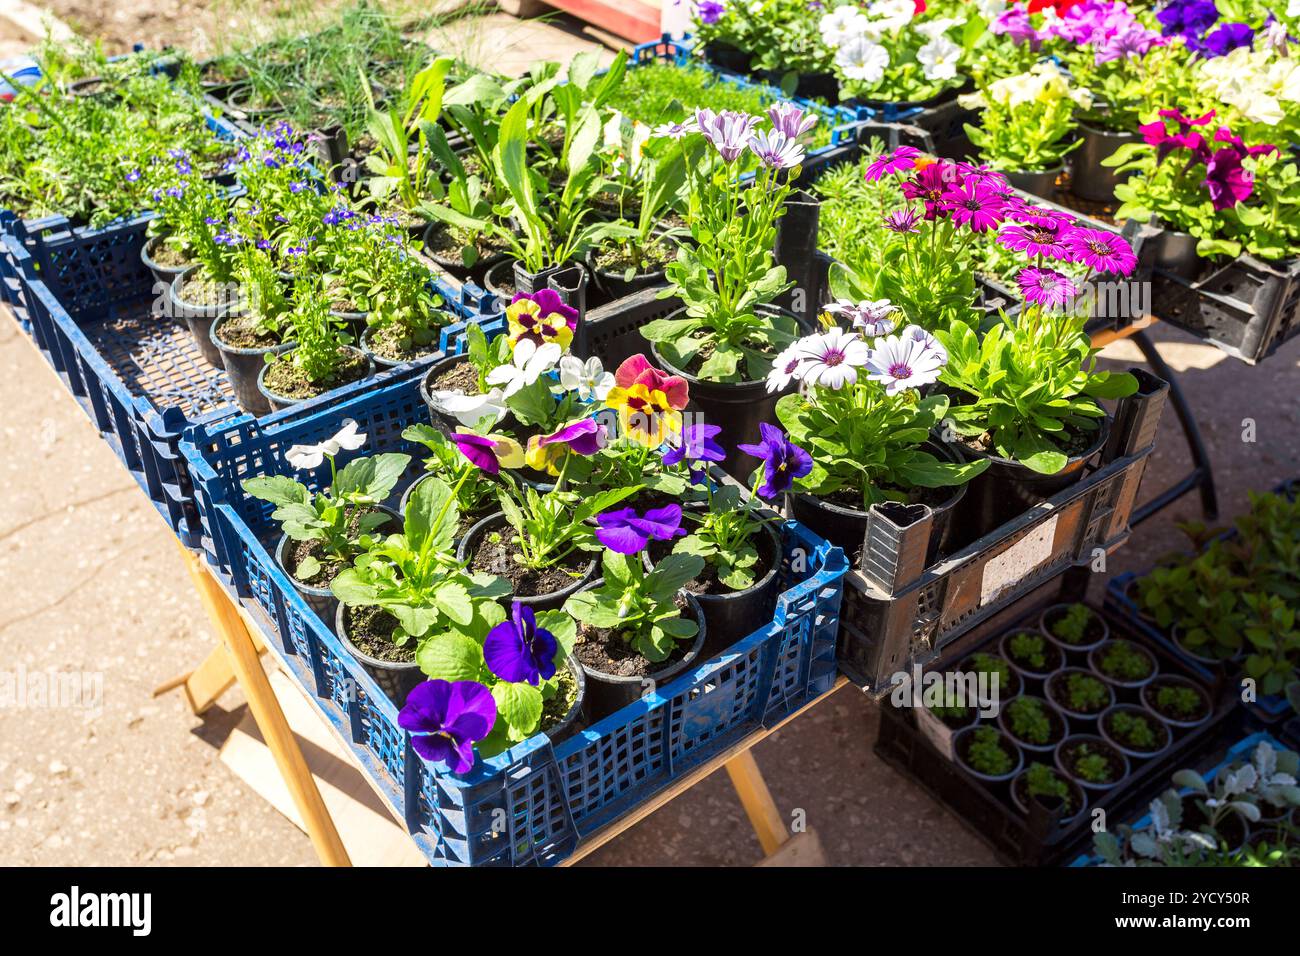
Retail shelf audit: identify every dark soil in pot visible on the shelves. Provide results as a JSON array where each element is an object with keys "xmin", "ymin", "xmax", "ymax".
[
  {"xmin": 953, "ymin": 725, "xmax": 1023, "ymax": 784},
  {"xmin": 422, "ymin": 221, "xmax": 509, "ymax": 282},
  {"xmin": 141, "ymin": 236, "xmax": 194, "ymax": 289},
  {"xmin": 457, "ymin": 512, "xmax": 597, "ymax": 611},
  {"xmin": 643, "ymin": 520, "xmax": 781, "ymax": 657},
  {"xmin": 1011, "ymin": 763, "xmax": 1086, "ymax": 826},
  {"xmin": 170, "ymin": 266, "xmax": 238, "ymax": 368},
  {"xmin": 335, "ymin": 603, "xmax": 423, "ymax": 704},
  {"xmin": 1099, "ymin": 703, "xmax": 1171, "ymax": 761},
  {"xmin": 539, "ymin": 656, "xmax": 585, "ymax": 743},
  {"xmin": 276, "ymin": 505, "xmax": 401, "ymax": 619},
  {"xmin": 1046, "ymin": 667, "xmax": 1115, "ymax": 723},
  {"xmin": 211, "ymin": 313, "xmax": 292, "ymax": 415},
  {"xmin": 1000, "ymin": 628, "xmax": 1063, "ymax": 684},
  {"xmin": 573, "ymin": 587, "xmax": 706, "ymax": 721},
  {"xmin": 586, "ymin": 238, "xmax": 675, "ymax": 301},
  {"xmin": 419, "ymin": 353, "xmax": 482, "ymax": 425},
  {"xmin": 948, "ymin": 414, "xmax": 1110, "ymax": 543},
  {"xmin": 1040, "ymin": 602, "xmax": 1110, "ymax": 654},
  {"xmin": 361, "ymin": 323, "xmax": 446, "ymax": 369},
  {"xmin": 1054, "ymin": 734, "xmax": 1129, "ymax": 792},
  {"xmin": 1088, "ymin": 639, "xmax": 1158, "ymax": 690},
  {"xmin": 258, "ymin": 347, "xmax": 373, "ymax": 412},
  {"xmin": 997, "ymin": 695, "xmax": 1068, "ymax": 754},
  {"xmin": 1141, "ymin": 675, "xmax": 1212, "ymax": 728}
]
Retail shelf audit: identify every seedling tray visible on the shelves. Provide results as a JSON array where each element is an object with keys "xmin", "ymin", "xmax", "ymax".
[
  {"xmin": 1068, "ymin": 730, "xmax": 1288, "ymax": 866},
  {"xmin": 1122, "ymin": 221, "xmax": 1300, "ymax": 365},
  {"xmin": 874, "ymin": 600, "xmax": 1233, "ymax": 866},
  {"xmin": 179, "ymin": 372, "xmax": 847, "ymax": 866},
  {"xmin": 836, "ymin": 368, "xmax": 1167, "ymax": 693}
]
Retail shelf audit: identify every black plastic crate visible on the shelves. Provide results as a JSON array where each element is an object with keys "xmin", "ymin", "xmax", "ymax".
[
  {"xmin": 1123, "ymin": 221, "xmax": 1300, "ymax": 365},
  {"xmin": 836, "ymin": 369, "xmax": 1168, "ymax": 693},
  {"xmin": 873, "ymin": 600, "xmax": 1236, "ymax": 866}
]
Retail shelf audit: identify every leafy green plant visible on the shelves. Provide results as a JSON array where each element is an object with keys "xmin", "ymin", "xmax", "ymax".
[
  {"xmin": 1155, "ymin": 684, "xmax": 1204, "ymax": 721},
  {"xmin": 1048, "ymin": 604, "xmax": 1098, "ymax": 645},
  {"xmin": 360, "ymin": 56, "xmax": 454, "ymax": 219},
  {"xmin": 1005, "ymin": 697, "xmax": 1053, "ymax": 746},
  {"xmin": 1069, "ymin": 743, "xmax": 1115, "ymax": 784},
  {"xmin": 965, "ymin": 726, "xmax": 1014, "ymax": 776},
  {"xmin": 1097, "ymin": 641, "xmax": 1152, "ymax": 682},
  {"xmin": 270, "ymin": 276, "xmax": 356, "ymax": 386},
  {"xmin": 564, "ymin": 550, "xmax": 704, "ymax": 663},
  {"xmin": 1024, "ymin": 762, "xmax": 1075, "ymax": 812},
  {"xmin": 1008, "ymin": 631, "xmax": 1050, "ymax": 671},
  {"xmin": 960, "ymin": 62, "xmax": 1085, "ymax": 172},
  {"xmin": 493, "ymin": 477, "xmax": 638, "ymax": 575},
  {"xmin": 1108, "ymin": 710, "xmax": 1160, "ymax": 750},
  {"xmin": 968, "ymin": 652, "xmax": 1012, "ymax": 694},
  {"xmin": 1063, "ymin": 672, "xmax": 1109, "ymax": 713},
  {"xmin": 401, "ymin": 425, "xmax": 500, "ymax": 524}
]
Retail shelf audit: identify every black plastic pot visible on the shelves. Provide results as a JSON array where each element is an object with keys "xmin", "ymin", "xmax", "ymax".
[
  {"xmin": 757, "ymin": 68, "xmax": 838, "ymax": 102},
  {"xmin": 649, "ymin": 305, "xmax": 803, "ymax": 480},
  {"xmin": 1045, "ymin": 667, "xmax": 1115, "ymax": 724},
  {"xmin": 1141, "ymin": 675, "xmax": 1212, "ymax": 729},
  {"xmin": 1054, "ymin": 734, "xmax": 1130, "ymax": 793},
  {"xmin": 1098, "ymin": 703, "xmax": 1172, "ymax": 762},
  {"xmin": 584, "ymin": 245, "xmax": 669, "ymax": 301},
  {"xmin": 276, "ymin": 505, "xmax": 401, "ymax": 621},
  {"xmin": 1010, "ymin": 766, "xmax": 1086, "ymax": 827},
  {"xmin": 359, "ymin": 324, "xmax": 446, "ymax": 370},
  {"xmin": 483, "ymin": 259, "xmax": 573, "ymax": 302},
  {"xmin": 1039, "ymin": 602, "xmax": 1111, "ymax": 655},
  {"xmin": 1071, "ymin": 122, "xmax": 1138, "ymax": 203},
  {"xmin": 1003, "ymin": 164, "xmax": 1063, "ymax": 199},
  {"xmin": 211, "ymin": 314, "xmax": 293, "ymax": 415},
  {"xmin": 169, "ymin": 266, "xmax": 238, "ymax": 369},
  {"xmin": 997, "ymin": 695, "xmax": 1069, "ymax": 756},
  {"xmin": 1146, "ymin": 226, "xmax": 1201, "ymax": 281},
  {"xmin": 950, "ymin": 415, "xmax": 1111, "ymax": 544},
  {"xmin": 256, "ymin": 346, "xmax": 374, "ymax": 413},
  {"xmin": 457, "ymin": 512, "xmax": 597, "ymax": 612},
  {"xmin": 335, "ymin": 602, "xmax": 423, "ymax": 705},
  {"xmin": 701, "ymin": 42, "xmax": 753, "ymax": 75},
  {"xmin": 952, "ymin": 724, "xmax": 1024, "ymax": 785},
  {"xmin": 1087, "ymin": 639, "xmax": 1158, "ymax": 691},
  {"xmin": 574, "ymin": 584, "xmax": 707, "ymax": 720},
  {"xmin": 140, "ymin": 236, "xmax": 191, "ymax": 290},
  {"xmin": 998, "ymin": 627, "xmax": 1064, "ymax": 685}
]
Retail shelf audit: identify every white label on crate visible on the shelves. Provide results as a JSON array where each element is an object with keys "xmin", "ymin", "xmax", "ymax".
[
  {"xmin": 914, "ymin": 706, "xmax": 956, "ymax": 761},
  {"xmin": 979, "ymin": 515, "xmax": 1059, "ymax": 606}
]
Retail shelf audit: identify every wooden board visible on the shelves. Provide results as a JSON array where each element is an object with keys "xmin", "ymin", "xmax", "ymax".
[{"xmin": 537, "ymin": 0, "xmax": 662, "ymax": 43}]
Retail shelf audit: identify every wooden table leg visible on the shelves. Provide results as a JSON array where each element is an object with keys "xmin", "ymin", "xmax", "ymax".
[
  {"xmin": 174, "ymin": 542, "xmax": 352, "ymax": 867},
  {"xmin": 724, "ymin": 750, "xmax": 788, "ymax": 856}
]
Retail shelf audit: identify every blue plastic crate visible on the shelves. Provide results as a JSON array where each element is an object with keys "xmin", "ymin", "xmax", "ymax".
[
  {"xmin": 0, "ymin": 232, "xmax": 34, "ymax": 333},
  {"xmin": 1069, "ymin": 732, "xmax": 1289, "ymax": 866},
  {"xmin": 178, "ymin": 373, "xmax": 847, "ymax": 865}
]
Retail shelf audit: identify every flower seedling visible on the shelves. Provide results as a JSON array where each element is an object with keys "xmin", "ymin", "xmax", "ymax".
[
  {"xmin": 1153, "ymin": 683, "xmax": 1206, "ymax": 722},
  {"xmin": 1048, "ymin": 604, "xmax": 1101, "ymax": 645},
  {"xmin": 1107, "ymin": 710, "xmax": 1162, "ymax": 751},
  {"xmin": 1007, "ymin": 631, "xmax": 1054, "ymax": 672},
  {"xmin": 1068, "ymin": 743, "xmax": 1118, "ymax": 785},
  {"xmin": 1063, "ymin": 672, "xmax": 1110, "ymax": 714}
]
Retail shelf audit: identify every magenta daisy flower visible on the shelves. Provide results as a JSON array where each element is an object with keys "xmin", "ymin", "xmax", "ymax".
[
  {"xmin": 883, "ymin": 207, "xmax": 920, "ymax": 234},
  {"xmin": 902, "ymin": 163, "xmax": 959, "ymax": 220},
  {"xmin": 998, "ymin": 222, "xmax": 1074, "ymax": 262},
  {"xmin": 1066, "ymin": 228, "xmax": 1139, "ymax": 277},
  {"xmin": 1009, "ymin": 204, "xmax": 1076, "ymax": 229},
  {"xmin": 864, "ymin": 145, "xmax": 922, "ymax": 182},
  {"xmin": 1017, "ymin": 268, "xmax": 1078, "ymax": 310},
  {"xmin": 942, "ymin": 180, "xmax": 1006, "ymax": 233}
]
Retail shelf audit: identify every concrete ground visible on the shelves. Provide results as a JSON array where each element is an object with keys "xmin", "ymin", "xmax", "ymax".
[{"xmin": 3, "ymin": 5, "xmax": 1299, "ymax": 868}]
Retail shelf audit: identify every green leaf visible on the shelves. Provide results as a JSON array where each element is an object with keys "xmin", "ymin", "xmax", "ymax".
[
  {"xmin": 335, "ymin": 453, "xmax": 411, "ymax": 501},
  {"xmin": 434, "ymin": 581, "xmax": 474, "ymax": 627},
  {"xmin": 492, "ymin": 681, "xmax": 544, "ymax": 740},
  {"xmin": 416, "ymin": 631, "xmax": 485, "ymax": 682},
  {"xmin": 242, "ymin": 475, "xmax": 308, "ymax": 507},
  {"xmin": 405, "ymin": 474, "xmax": 457, "ymax": 554},
  {"xmin": 646, "ymin": 553, "xmax": 704, "ymax": 600}
]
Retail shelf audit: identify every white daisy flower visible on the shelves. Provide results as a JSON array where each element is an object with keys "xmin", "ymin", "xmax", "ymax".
[
  {"xmin": 865, "ymin": 330, "xmax": 946, "ymax": 394},
  {"xmin": 796, "ymin": 327, "xmax": 872, "ymax": 390}
]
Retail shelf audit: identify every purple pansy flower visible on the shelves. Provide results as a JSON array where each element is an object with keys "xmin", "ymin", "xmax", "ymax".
[
  {"xmin": 512, "ymin": 288, "xmax": 579, "ymax": 331},
  {"xmin": 661, "ymin": 423, "xmax": 725, "ymax": 467},
  {"xmin": 536, "ymin": 418, "xmax": 605, "ymax": 456},
  {"xmin": 450, "ymin": 432, "xmax": 503, "ymax": 475},
  {"xmin": 737, "ymin": 423, "xmax": 812, "ymax": 499},
  {"xmin": 1201, "ymin": 22, "xmax": 1253, "ymax": 56},
  {"xmin": 398, "ymin": 679, "xmax": 497, "ymax": 774},
  {"xmin": 484, "ymin": 602, "xmax": 558, "ymax": 686},
  {"xmin": 594, "ymin": 504, "xmax": 686, "ymax": 554},
  {"xmin": 864, "ymin": 145, "xmax": 921, "ymax": 182},
  {"xmin": 1017, "ymin": 267, "xmax": 1078, "ymax": 310},
  {"xmin": 125, "ymin": 169, "xmax": 141, "ymax": 183}
]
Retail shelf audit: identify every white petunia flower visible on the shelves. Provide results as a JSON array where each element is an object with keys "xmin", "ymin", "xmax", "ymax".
[
  {"xmin": 976, "ymin": 0, "xmax": 1007, "ymax": 20},
  {"xmin": 836, "ymin": 36, "xmax": 890, "ymax": 84},
  {"xmin": 868, "ymin": 0, "xmax": 915, "ymax": 31},
  {"xmin": 285, "ymin": 419, "xmax": 367, "ymax": 470},
  {"xmin": 820, "ymin": 6, "xmax": 872, "ymax": 46},
  {"xmin": 917, "ymin": 36, "xmax": 962, "ymax": 81},
  {"xmin": 557, "ymin": 355, "xmax": 614, "ymax": 401},
  {"xmin": 485, "ymin": 338, "xmax": 562, "ymax": 397},
  {"xmin": 916, "ymin": 16, "xmax": 965, "ymax": 40}
]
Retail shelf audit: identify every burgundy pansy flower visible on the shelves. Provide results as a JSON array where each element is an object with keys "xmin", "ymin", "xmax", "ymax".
[
  {"xmin": 484, "ymin": 602, "xmax": 558, "ymax": 687},
  {"xmin": 398, "ymin": 679, "xmax": 497, "ymax": 774}
]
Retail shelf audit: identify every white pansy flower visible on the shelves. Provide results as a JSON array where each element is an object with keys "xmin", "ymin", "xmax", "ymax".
[
  {"xmin": 1289, "ymin": 0, "xmax": 1300, "ymax": 16},
  {"xmin": 557, "ymin": 355, "xmax": 614, "ymax": 401},
  {"xmin": 836, "ymin": 36, "xmax": 890, "ymax": 84},
  {"xmin": 432, "ymin": 388, "xmax": 509, "ymax": 429},
  {"xmin": 485, "ymin": 338, "xmax": 562, "ymax": 397},
  {"xmin": 917, "ymin": 36, "xmax": 962, "ymax": 81},
  {"xmin": 285, "ymin": 419, "xmax": 367, "ymax": 470}
]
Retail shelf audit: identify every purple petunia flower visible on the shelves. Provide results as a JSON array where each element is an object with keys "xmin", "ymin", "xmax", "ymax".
[
  {"xmin": 1201, "ymin": 21, "xmax": 1253, "ymax": 56},
  {"xmin": 398, "ymin": 679, "xmax": 497, "ymax": 773},
  {"xmin": 661, "ymin": 423, "xmax": 725, "ymax": 467},
  {"xmin": 767, "ymin": 102, "xmax": 818, "ymax": 140},
  {"xmin": 748, "ymin": 129, "xmax": 805, "ymax": 169},
  {"xmin": 998, "ymin": 221, "xmax": 1075, "ymax": 261},
  {"xmin": 484, "ymin": 602, "xmax": 558, "ymax": 687},
  {"xmin": 737, "ymin": 423, "xmax": 812, "ymax": 500},
  {"xmin": 942, "ymin": 180, "xmax": 1005, "ymax": 233},
  {"xmin": 883, "ymin": 207, "xmax": 921, "ymax": 234},
  {"xmin": 1202, "ymin": 148, "xmax": 1254, "ymax": 209},
  {"xmin": 125, "ymin": 169, "xmax": 141, "ymax": 183},
  {"xmin": 1066, "ymin": 228, "xmax": 1138, "ymax": 276},
  {"xmin": 864, "ymin": 331, "xmax": 946, "ymax": 395},
  {"xmin": 1157, "ymin": 0, "xmax": 1220, "ymax": 44},
  {"xmin": 594, "ymin": 504, "xmax": 686, "ymax": 554},
  {"xmin": 697, "ymin": 0, "xmax": 726, "ymax": 24},
  {"xmin": 864, "ymin": 145, "xmax": 921, "ymax": 182},
  {"xmin": 1017, "ymin": 267, "xmax": 1078, "ymax": 310},
  {"xmin": 695, "ymin": 108, "xmax": 759, "ymax": 163},
  {"xmin": 992, "ymin": 6, "xmax": 1042, "ymax": 49}
]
